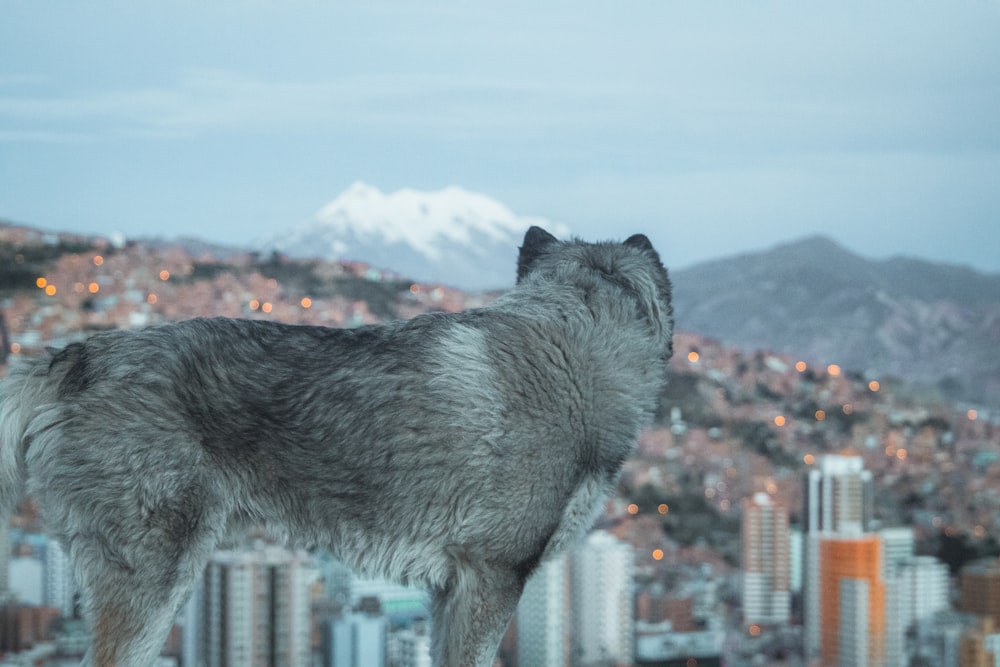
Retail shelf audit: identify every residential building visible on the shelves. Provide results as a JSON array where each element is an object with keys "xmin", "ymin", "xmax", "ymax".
[
  {"xmin": 44, "ymin": 538, "xmax": 76, "ymax": 619},
  {"xmin": 820, "ymin": 534, "xmax": 885, "ymax": 667},
  {"xmin": 183, "ymin": 543, "xmax": 314, "ymax": 667},
  {"xmin": 517, "ymin": 553, "xmax": 569, "ymax": 667},
  {"xmin": 803, "ymin": 454, "xmax": 874, "ymax": 661},
  {"xmin": 324, "ymin": 609, "xmax": 386, "ymax": 667},
  {"xmin": 571, "ymin": 531, "xmax": 634, "ymax": 667},
  {"xmin": 742, "ymin": 492, "xmax": 791, "ymax": 626},
  {"xmin": 960, "ymin": 559, "xmax": 1000, "ymax": 628}
]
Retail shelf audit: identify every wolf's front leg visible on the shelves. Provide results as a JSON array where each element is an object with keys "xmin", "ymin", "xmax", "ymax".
[{"xmin": 430, "ymin": 562, "xmax": 525, "ymax": 667}]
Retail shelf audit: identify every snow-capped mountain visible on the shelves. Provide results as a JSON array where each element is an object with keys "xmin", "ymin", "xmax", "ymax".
[{"xmin": 261, "ymin": 182, "xmax": 570, "ymax": 290}]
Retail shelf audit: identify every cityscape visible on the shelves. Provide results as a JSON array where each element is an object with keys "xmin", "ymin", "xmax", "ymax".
[{"xmin": 1, "ymin": 223, "xmax": 998, "ymax": 667}]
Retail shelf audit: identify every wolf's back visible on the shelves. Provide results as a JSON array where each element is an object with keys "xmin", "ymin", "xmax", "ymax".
[{"xmin": 0, "ymin": 357, "xmax": 62, "ymax": 517}]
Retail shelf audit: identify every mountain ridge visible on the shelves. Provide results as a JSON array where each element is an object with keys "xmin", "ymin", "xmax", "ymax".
[{"xmin": 671, "ymin": 235, "xmax": 1000, "ymax": 407}]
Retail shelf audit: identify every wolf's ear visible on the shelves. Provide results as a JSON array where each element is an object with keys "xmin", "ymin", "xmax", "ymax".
[
  {"xmin": 517, "ymin": 226, "xmax": 559, "ymax": 283},
  {"xmin": 624, "ymin": 233, "xmax": 655, "ymax": 253}
]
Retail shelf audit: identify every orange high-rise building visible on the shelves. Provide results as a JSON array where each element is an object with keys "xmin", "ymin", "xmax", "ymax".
[
  {"xmin": 819, "ymin": 535, "xmax": 885, "ymax": 667},
  {"xmin": 802, "ymin": 454, "xmax": 875, "ymax": 661}
]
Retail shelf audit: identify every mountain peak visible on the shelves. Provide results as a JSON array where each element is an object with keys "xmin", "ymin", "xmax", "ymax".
[{"xmin": 262, "ymin": 183, "xmax": 569, "ymax": 289}]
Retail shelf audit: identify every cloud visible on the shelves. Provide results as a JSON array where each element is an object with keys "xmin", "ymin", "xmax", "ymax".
[{"xmin": 0, "ymin": 68, "xmax": 651, "ymax": 144}]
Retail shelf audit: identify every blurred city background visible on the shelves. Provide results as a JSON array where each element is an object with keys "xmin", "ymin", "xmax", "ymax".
[{"xmin": 0, "ymin": 221, "xmax": 997, "ymax": 666}]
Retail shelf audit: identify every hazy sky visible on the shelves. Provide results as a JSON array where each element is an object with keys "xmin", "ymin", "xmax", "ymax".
[{"xmin": 2, "ymin": 1, "xmax": 998, "ymax": 273}]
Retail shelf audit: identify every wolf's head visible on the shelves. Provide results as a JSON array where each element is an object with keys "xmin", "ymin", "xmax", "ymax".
[{"xmin": 516, "ymin": 226, "xmax": 673, "ymax": 358}]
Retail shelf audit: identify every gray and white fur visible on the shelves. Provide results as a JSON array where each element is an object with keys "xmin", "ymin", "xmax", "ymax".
[{"xmin": 0, "ymin": 227, "xmax": 673, "ymax": 667}]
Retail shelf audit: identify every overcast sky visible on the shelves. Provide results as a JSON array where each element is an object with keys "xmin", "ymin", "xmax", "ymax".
[{"xmin": 1, "ymin": 1, "xmax": 998, "ymax": 273}]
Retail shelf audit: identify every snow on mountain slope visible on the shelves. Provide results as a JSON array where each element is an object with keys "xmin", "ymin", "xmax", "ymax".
[{"xmin": 261, "ymin": 182, "xmax": 570, "ymax": 290}]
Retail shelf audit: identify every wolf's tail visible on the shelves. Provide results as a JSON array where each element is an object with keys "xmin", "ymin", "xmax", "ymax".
[{"xmin": 0, "ymin": 358, "xmax": 58, "ymax": 517}]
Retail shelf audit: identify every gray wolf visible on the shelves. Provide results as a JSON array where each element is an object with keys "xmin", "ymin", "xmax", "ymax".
[{"xmin": 0, "ymin": 227, "xmax": 673, "ymax": 666}]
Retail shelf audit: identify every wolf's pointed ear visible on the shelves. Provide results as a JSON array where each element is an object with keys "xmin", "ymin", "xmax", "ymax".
[
  {"xmin": 624, "ymin": 233, "xmax": 654, "ymax": 253},
  {"xmin": 517, "ymin": 226, "xmax": 559, "ymax": 283}
]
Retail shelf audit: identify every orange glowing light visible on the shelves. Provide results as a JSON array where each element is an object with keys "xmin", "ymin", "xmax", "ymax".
[
  {"xmin": 774, "ymin": 415, "xmax": 786, "ymax": 427},
  {"xmin": 687, "ymin": 351, "xmax": 700, "ymax": 363},
  {"xmin": 766, "ymin": 482, "xmax": 778, "ymax": 495},
  {"xmin": 749, "ymin": 624, "xmax": 761, "ymax": 637},
  {"xmin": 657, "ymin": 503, "xmax": 669, "ymax": 515},
  {"xmin": 249, "ymin": 299, "xmax": 260, "ymax": 311},
  {"xmin": 35, "ymin": 277, "xmax": 47, "ymax": 288},
  {"xmin": 626, "ymin": 503, "xmax": 639, "ymax": 515},
  {"xmin": 146, "ymin": 293, "xmax": 157, "ymax": 305},
  {"xmin": 93, "ymin": 255, "xmax": 104, "ymax": 266},
  {"xmin": 869, "ymin": 380, "xmax": 880, "ymax": 392},
  {"xmin": 88, "ymin": 282, "xmax": 100, "ymax": 294},
  {"xmin": 300, "ymin": 297, "xmax": 313, "ymax": 309},
  {"xmin": 10, "ymin": 342, "xmax": 21, "ymax": 354},
  {"xmin": 261, "ymin": 302, "xmax": 273, "ymax": 314},
  {"xmin": 159, "ymin": 270, "xmax": 170, "ymax": 281},
  {"xmin": 652, "ymin": 549, "xmax": 664, "ymax": 561},
  {"xmin": 410, "ymin": 284, "xmax": 421, "ymax": 294},
  {"xmin": 795, "ymin": 360, "xmax": 807, "ymax": 372},
  {"xmin": 827, "ymin": 364, "xmax": 841, "ymax": 377},
  {"xmin": 44, "ymin": 284, "xmax": 57, "ymax": 296},
  {"xmin": 896, "ymin": 448, "xmax": 907, "ymax": 461},
  {"xmin": 803, "ymin": 453, "xmax": 815, "ymax": 465},
  {"xmin": 815, "ymin": 409, "xmax": 826, "ymax": 421},
  {"xmin": 968, "ymin": 409, "xmax": 978, "ymax": 421},
  {"xmin": 843, "ymin": 404, "xmax": 854, "ymax": 415}
]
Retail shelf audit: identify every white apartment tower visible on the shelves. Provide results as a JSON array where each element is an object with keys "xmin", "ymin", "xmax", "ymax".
[
  {"xmin": 184, "ymin": 544, "xmax": 314, "ymax": 667},
  {"xmin": 517, "ymin": 553, "xmax": 569, "ymax": 667},
  {"xmin": 742, "ymin": 492, "xmax": 791, "ymax": 626},
  {"xmin": 325, "ymin": 612, "xmax": 386, "ymax": 667},
  {"xmin": 44, "ymin": 538, "xmax": 76, "ymax": 618},
  {"xmin": 393, "ymin": 627, "xmax": 432, "ymax": 667},
  {"xmin": 571, "ymin": 531, "xmax": 635, "ymax": 667}
]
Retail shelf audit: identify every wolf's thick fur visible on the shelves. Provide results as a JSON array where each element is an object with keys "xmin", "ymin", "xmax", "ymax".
[{"xmin": 0, "ymin": 227, "xmax": 673, "ymax": 666}]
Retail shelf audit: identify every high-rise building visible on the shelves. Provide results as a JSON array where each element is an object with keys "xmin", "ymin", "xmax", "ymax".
[
  {"xmin": 742, "ymin": 492, "xmax": 791, "ymax": 627},
  {"xmin": 44, "ymin": 538, "xmax": 76, "ymax": 619},
  {"xmin": 324, "ymin": 610, "xmax": 386, "ymax": 667},
  {"xmin": 571, "ymin": 531, "xmax": 634, "ymax": 667},
  {"xmin": 804, "ymin": 455, "xmax": 874, "ymax": 535},
  {"xmin": 0, "ymin": 525, "xmax": 8, "ymax": 594},
  {"xmin": 8, "ymin": 556, "xmax": 42, "ymax": 605},
  {"xmin": 803, "ymin": 454, "xmax": 875, "ymax": 660},
  {"xmin": 959, "ymin": 559, "xmax": 1000, "ymax": 628},
  {"xmin": 894, "ymin": 554, "xmax": 949, "ymax": 628},
  {"xmin": 820, "ymin": 534, "xmax": 886, "ymax": 667},
  {"xmin": 517, "ymin": 553, "xmax": 569, "ymax": 667},
  {"xmin": 183, "ymin": 543, "xmax": 314, "ymax": 667},
  {"xmin": 880, "ymin": 553, "xmax": 951, "ymax": 667},
  {"xmin": 879, "ymin": 527, "xmax": 915, "ymax": 577},
  {"xmin": 393, "ymin": 625, "xmax": 432, "ymax": 667},
  {"xmin": 958, "ymin": 617, "xmax": 998, "ymax": 667},
  {"xmin": 880, "ymin": 527, "xmax": 915, "ymax": 667}
]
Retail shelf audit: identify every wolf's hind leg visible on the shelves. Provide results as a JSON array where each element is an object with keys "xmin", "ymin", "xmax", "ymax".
[
  {"xmin": 430, "ymin": 560, "xmax": 525, "ymax": 667},
  {"xmin": 72, "ymin": 510, "xmax": 222, "ymax": 667}
]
